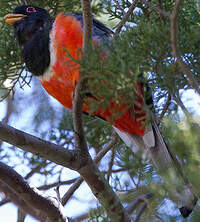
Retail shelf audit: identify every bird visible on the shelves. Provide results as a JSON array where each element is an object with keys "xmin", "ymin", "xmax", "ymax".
[{"xmin": 4, "ymin": 5, "xmax": 197, "ymax": 218}]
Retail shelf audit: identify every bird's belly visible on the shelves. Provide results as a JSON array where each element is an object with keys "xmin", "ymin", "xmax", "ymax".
[{"xmin": 40, "ymin": 68, "xmax": 77, "ymax": 109}]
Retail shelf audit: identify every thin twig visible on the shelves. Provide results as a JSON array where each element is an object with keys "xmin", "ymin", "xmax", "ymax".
[
  {"xmin": 135, "ymin": 203, "xmax": 147, "ymax": 222},
  {"xmin": 24, "ymin": 161, "xmax": 49, "ymax": 180},
  {"xmin": 94, "ymin": 131, "xmax": 118, "ymax": 162},
  {"xmin": 114, "ymin": 0, "xmax": 138, "ymax": 36},
  {"xmin": 107, "ymin": 148, "xmax": 116, "ymax": 182},
  {"xmin": 159, "ymin": 94, "xmax": 171, "ymax": 123},
  {"xmin": 17, "ymin": 208, "xmax": 26, "ymax": 222},
  {"xmin": 170, "ymin": 0, "xmax": 200, "ymax": 95},
  {"xmin": 38, "ymin": 178, "xmax": 78, "ymax": 191},
  {"xmin": 126, "ymin": 193, "xmax": 153, "ymax": 214},
  {"xmin": 81, "ymin": 0, "xmax": 93, "ymax": 50},
  {"xmin": 72, "ymin": 0, "xmax": 93, "ymax": 154},
  {"xmin": 61, "ymin": 133, "xmax": 118, "ymax": 205},
  {"xmin": 173, "ymin": 93, "xmax": 191, "ymax": 118},
  {"xmin": 62, "ymin": 177, "xmax": 83, "ymax": 206}
]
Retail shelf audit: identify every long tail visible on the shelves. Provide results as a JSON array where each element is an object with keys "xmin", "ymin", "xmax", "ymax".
[{"xmin": 114, "ymin": 121, "xmax": 197, "ymax": 218}]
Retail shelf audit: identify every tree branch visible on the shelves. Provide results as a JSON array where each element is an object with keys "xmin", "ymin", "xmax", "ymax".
[
  {"xmin": 17, "ymin": 208, "xmax": 26, "ymax": 222},
  {"xmin": 61, "ymin": 132, "xmax": 118, "ymax": 205},
  {"xmin": 107, "ymin": 147, "xmax": 116, "ymax": 181},
  {"xmin": 38, "ymin": 178, "xmax": 78, "ymax": 191},
  {"xmin": 170, "ymin": 0, "xmax": 200, "ymax": 95},
  {"xmin": 62, "ymin": 177, "xmax": 84, "ymax": 206},
  {"xmin": 159, "ymin": 94, "xmax": 171, "ymax": 123},
  {"xmin": 173, "ymin": 93, "xmax": 191, "ymax": 118},
  {"xmin": 69, "ymin": 2, "xmax": 132, "ymax": 220},
  {"xmin": 114, "ymin": 0, "xmax": 138, "ymax": 36},
  {"xmin": 72, "ymin": 0, "xmax": 92, "ymax": 154},
  {"xmin": 126, "ymin": 193, "xmax": 153, "ymax": 214},
  {"xmin": 0, "ymin": 181, "xmax": 46, "ymax": 221},
  {"xmin": 0, "ymin": 121, "xmax": 82, "ymax": 170},
  {"xmin": 135, "ymin": 203, "xmax": 147, "ymax": 222},
  {"xmin": 0, "ymin": 162, "xmax": 68, "ymax": 222},
  {"xmin": 81, "ymin": 0, "xmax": 93, "ymax": 50}
]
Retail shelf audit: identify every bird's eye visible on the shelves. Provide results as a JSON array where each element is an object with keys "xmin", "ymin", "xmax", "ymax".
[{"xmin": 26, "ymin": 6, "xmax": 36, "ymax": 13}]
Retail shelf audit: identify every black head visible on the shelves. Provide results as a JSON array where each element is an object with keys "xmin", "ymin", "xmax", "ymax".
[
  {"xmin": 5, "ymin": 5, "xmax": 52, "ymax": 76},
  {"xmin": 5, "ymin": 5, "xmax": 51, "ymax": 46}
]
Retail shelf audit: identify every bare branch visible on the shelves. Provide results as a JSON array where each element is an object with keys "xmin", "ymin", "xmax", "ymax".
[
  {"xmin": 0, "ymin": 121, "xmax": 82, "ymax": 170},
  {"xmin": 114, "ymin": 0, "xmax": 138, "ymax": 36},
  {"xmin": 62, "ymin": 133, "xmax": 118, "ymax": 205},
  {"xmin": 0, "ymin": 162, "xmax": 68, "ymax": 222},
  {"xmin": 17, "ymin": 208, "xmax": 26, "ymax": 222},
  {"xmin": 38, "ymin": 178, "xmax": 78, "ymax": 191},
  {"xmin": 0, "ymin": 181, "xmax": 46, "ymax": 221},
  {"xmin": 78, "ymin": 160, "xmax": 132, "ymax": 222},
  {"xmin": 25, "ymin": 161, "xmax": 49, "ymax": 180},
  {"xmin": 62, "ymin": 177, "xmax": 83, "ymax": 206},
  {"xmin": 94, "ymin": 131, "xmax": 118, "ymax": 162},
  {"xmin": 170, "ymin": 0, "xmax": 200, "ymax": 94},
  {"xmin": 0, "ymin": 120, "xmax": 130, "ymax": 221}
]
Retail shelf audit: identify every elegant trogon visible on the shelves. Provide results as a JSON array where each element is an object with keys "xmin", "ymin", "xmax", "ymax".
[{"xmin": 4, "ymin": 5, "xmax": 197, "ymax": 218}]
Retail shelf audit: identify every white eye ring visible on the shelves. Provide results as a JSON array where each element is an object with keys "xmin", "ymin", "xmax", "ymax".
[{"xmin": 26, "ymin": 6, "xmax": 36, "ymax": 13}]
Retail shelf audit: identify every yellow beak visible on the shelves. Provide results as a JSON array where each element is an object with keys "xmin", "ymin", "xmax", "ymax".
[{"xmin": 4, "ymin": 14, "xmax": 27, "ymax": 25}]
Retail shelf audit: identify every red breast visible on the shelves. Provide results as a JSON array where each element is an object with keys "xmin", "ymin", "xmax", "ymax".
[{"xmin": 40, "ymin": 13, "xmax": 146, "ymax": 136}]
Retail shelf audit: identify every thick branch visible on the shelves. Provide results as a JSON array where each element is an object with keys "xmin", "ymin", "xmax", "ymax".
[
  {"xmin": 0, "ymin": 162, "xmax": 68, "ymax": 222},
  {"xmin": 0, "ymin": 121, "xmax": 82, "ymax": 170},
  {"xmin": 0, "ymin": 181, "xmax": 46, "ymax": 221},
  {"xmin": 78, "ymin": 159, "xmax": 132, "ymax": 222}
]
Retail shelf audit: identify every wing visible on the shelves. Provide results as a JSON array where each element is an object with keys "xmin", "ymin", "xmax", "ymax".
[{"xmin": 70, "ymin": 13, "xmax": 113, "ymax": 41}]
